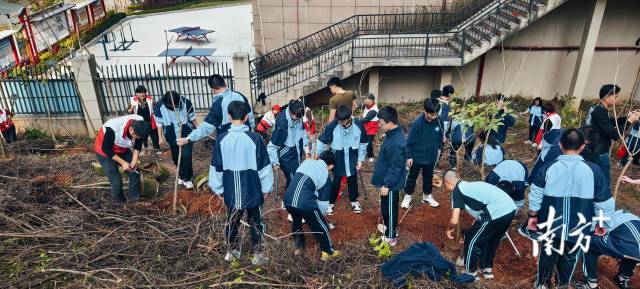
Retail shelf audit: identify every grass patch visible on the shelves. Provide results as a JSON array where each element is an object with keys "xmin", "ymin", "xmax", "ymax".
[{"xmin": 127, "ymin": 0, "xmax": 249, "ymax": 16}]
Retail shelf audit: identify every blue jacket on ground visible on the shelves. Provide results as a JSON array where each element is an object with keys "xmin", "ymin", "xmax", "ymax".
[
  {"xmin": 210, "ymin": 124, "xmax": 273, "ymax": 210},
  {"xmin": 154, "ymin": 96, "xmax": 197, "ymax": 145},
  {"xmin": 530, "ymin": 154, "xmax": 615, "ymax": 241},
  {"xmin": 382, "ymin": 242, "xmax": 475, "ymax": 288},
  {"xmin": 589, "ymin": 210, "xmax": 640, "ymax": 260},
  {"xmin": 371, "ymin": 126, "xmax": 407, "ymax": 191},
  {"xmin": 449, "ymin": 120, "xmax": 474, "ymax": 146},
  {"xmin": 316, "ymin": 117, "xmax": 368, "ymax": 177},
  {"xmin": 492, "ymin": 110, "xmax": 516, "ymax": 143},
  {"xmin": 486, "ymin": 160, "xmax": 529, "ymax": 208},
  {"xmin": 406, "ymin": 113, "xmax": 444, "ymax": 165},
  {"xmin": 283, "ymin": 159, "xmax": 332, "ymax": 214},
  {"xmin": 186, "ymin": 89, "xmax": 255, "ymax": 142},
  {"xmin": 473, "ymin": 143, "xmax": 504, "ymax": 166},
  {"xmin": 267, "ymin": 106, "xmax": 309, "ymax": 173},
  {"xmin": 451, "ymin": 181, "xmax": 517, "ymax": 221},
  {"xmin": 529, "ymin": 128, "xmax": 564, "ymax": 184}
]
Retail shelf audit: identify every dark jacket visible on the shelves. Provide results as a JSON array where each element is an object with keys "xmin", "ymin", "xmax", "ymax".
[
  {"xmin": 371, "ymin": 126, "xmax": 407, "ymax": 191},
  {"xmin": 492, "ymin": 110, "xmax": 516, "ymax": 143},
  {"xmin": 406, "ymin": 113, "xmax": 444, "ymax": 165},
  {"xmin": 381, "ymin": 242, "xmax": 475, "ymax": 288},
  {"xmin": 585, "ymin": 104, "xmax": 628, "ymax": 154}
]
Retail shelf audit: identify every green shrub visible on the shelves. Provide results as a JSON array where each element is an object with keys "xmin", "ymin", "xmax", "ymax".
[{"xmin": 23, "ymin": 126, "xmax": 49, "ymax": 140}]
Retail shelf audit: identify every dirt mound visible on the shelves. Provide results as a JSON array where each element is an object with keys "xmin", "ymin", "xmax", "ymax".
[{"xmin": 154, "ymin": 190, "xmax": 224, "ymax": 216}]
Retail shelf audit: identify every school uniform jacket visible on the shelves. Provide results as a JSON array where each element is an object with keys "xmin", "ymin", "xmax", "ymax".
[
  {"xmin": 267, "ymin": 107, "xmax": 310, "ymax": 173},
  {"xmin": 485, "ymin": 160, "xmax": 529, "ymax": 206},
  {"xmin": 0, "ymin": 108, "xmax": 14, "ymax": 132},
  {"xmin": 529, "ymin": 129, "xmax": 563, "ymax": 184},
  {"xmin": 449, "ymin": 120, "xmax": 474, "ymax": 146},
  {"xmin": 362, "ymin": 103, "xmax": 379, "ymax": 136},
  {"xmin": 371, "ymin": 126, "xmax": 407, "ymax": 191},
  {"xmin": 437, "ymin": 98, "xmax": 450, "ymax": 132},
  {"xmin": 451, "ymin": 181, "xmax": 516, "ymax": 221},
  {"xmin": 527, "ymin": 105, "xmax": 544, "ymax": 128},
  {"xmin": 210, "ymin": 124, "xmax": 274, "ymax": 210},
  {"xmin": 590, "ymin": 210, "xmax": 640, "ymax": 260},
  {"xmin": 187, "ymin": 89, "xmax": 256, "ymax": 142},
  {"xmin": 473, "ymin": 144, "xmax": 504, "ymax": 166},
  {"xmin": 492, "ymin": 110, "xmax": 516, "ymax": 143},
  {"xmin": 316, "ymin": 118, "xmax": 368, "ymax": 177},
  {"xmin": 94, "ymin": 115, "xmax": 144, "ymax": 158},
  {"xmin": 406, "ymin": 114, "xmax": 444, "ymax": 165},
  {"xmin": 130, "ymin": 96, "xmax": 157, "ymax": 129},
  {"xmin": 283, "ymin": 159, "xmax": 332, "ymax": 214},
  {"xmin": 530, "ymin": 154, "xmax": 615, "ymax": 242},
  {"xmin": 153, "ymin": 97, "xmax": 196, "ymax": 145}
]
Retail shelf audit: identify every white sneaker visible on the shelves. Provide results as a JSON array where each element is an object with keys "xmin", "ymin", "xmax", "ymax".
[
  {"xmin": 280, "ymin": 201, "xmax": 285, "ymax": 209},
  {"xmin": 480, "ymin": 268, "xmax": 495, "ymax": 279},
  {"xmin": 531, "ymin": 143, "xmax": 537, "ymax": 148},
  {"xmin": 182, "ymin": 181, "xmax": 194, "ymax": 189},
  {"xmin": 251, "ymin": 253, "xmax": 268, "ymax": 265},
  {"xmin": 524, "ymin": 140, "xmax": 531, "ymax": 144},
  {"xmin": 401, "ymin": 194, "xmax": 412, "ymax": 209},
  {"xmin": 178, "ymin": 179, "xmax": 184, "ymax": 185},
  {"xmin": 422, "ymin": 194, "xmax": 440, "ymax": 207},
  {"xmin": 224, "ymin": 250, "xmax": 241, "ymax": 262},
  {"xmin": 351, "ymin": 201, "xmax": 363, "ymax": 214},
  {"xmin": 287, "ymin": 214, "xmax": 293, "ymax": 222},
  {"xmin": 328, "ymin": 222, "xmax": 336, "ymax": 230},
  {"xmin": 368, "ymin": 158, "xmax": 375, "ymax": 162},
  {"xmin": 377, "ymin": 223, "xmax": 386, "ymax": 234},
  {"xmin": 155, "ymin": 151, "xmax": 162, "ymax": 155},
  {"xmin": 456, "ymin": 256, "xmax": 465, "ymax": 267},
  {"xmin": 326, "ymin": 204, "xmax": 334, "ymax": 215},
  {"xmin": 381, "ymin": 236, "xmax": 397, "ymax": 246}
]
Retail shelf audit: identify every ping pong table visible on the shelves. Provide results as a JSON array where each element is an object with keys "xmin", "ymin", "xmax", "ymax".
[
  {"xmin": 158, "ymin": 47, "xmax": 217, "ymax": 65},
  {"xmin": 168, "ymin": 26, "xmax": 215, "ymax": 43}
]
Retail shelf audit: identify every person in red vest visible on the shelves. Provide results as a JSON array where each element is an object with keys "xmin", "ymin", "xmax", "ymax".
[
  {"xmin": 303, "ymin": 106, "xmax": 317, "ymax": 156},
  {"xmin": 0, "ymin": 108, "xmax": 16, "ymax": 143},
  {"xmin": 256, "ymin": 104, "xmax": 280, "ymax": 141},
  {"xmin": 128, "ymin": 85, "xmax": 160, "ymax": 154},
  {"xmin": 362, "ymin": 93, "xmax": 379, "ymax": 162},
  {"xmin": 94, "ymin": 115, "xmax": 150, "ymax": 203}
]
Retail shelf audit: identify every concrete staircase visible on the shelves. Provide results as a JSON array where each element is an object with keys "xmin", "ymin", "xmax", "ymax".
[{"xmin": 251, "ymin": 0, "xmax": 569, "ymax": 107}]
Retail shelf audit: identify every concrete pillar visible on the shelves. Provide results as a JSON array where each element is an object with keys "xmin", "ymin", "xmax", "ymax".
[
  {"xmin": 71, "ymin": 52, "xmax": 104, "ymax": 137},
  {"xmin": 569, "ymin": 0, "xmax": 607, "ymax": 108},
  {"xmin": 368, "ymin": 67, "xmax": 380, "ymax": 99},
  {"xmin": 438, "ymin": 67, "xmax": 453, "ymax": 90},
  {"xmin": 233, "ymin": 52, "xmax": 252, "ymax": 104}
]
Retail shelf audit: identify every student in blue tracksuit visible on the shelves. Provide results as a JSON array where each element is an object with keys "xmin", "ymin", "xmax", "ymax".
[
  {"xmin": 519, "ymin": 97, "xmax": 544, "ymax": 145},
  {"xmin": 491, "ymin": 97, "xmax": 516, "ymax": 144},
  {"xmin": 473, "ymin": 131, "xmax": 504, "ymax": 167},
  {"xmin": 402, "ymin": 98, "xmax": 444, "ymax": 209},
  {"xmin": 210, "ymin": 101, "xmax": 274, "ymax": 266},
  {"xmin": 580, "ymin": 210, "xmax": 639, "ymax": 289},
  {"xmin": 485, "ymin": 159, "xmax": 529, "ymax": 209},
  {"xmin": 316, "ymin": 105, "xmax": 368, "ymax": 214},
  {"xmin": 284, "ymin": 150, "xmax": 341, "ymax": 261},
  {"xmin": 267, "ymin": 100, "xmax": 310, "ymax": 190},
  {"xmin": 371, "ymin": 106, "xmax": 407, "ymax": 247},
  {"xmin": 529, "ymin": 127, "xmax": 563, "ymax": 184},
  {"xmin": 177, "ymin": 74, "xmax": 255, "ymax": 145},
  {"xmin": 154, "ymin": 91, "xmax": 197, "ymax": 188},
  {"xmin": 448, "ymin": 119, "xmax": 475, "ymax": 168},
  {"xmin": 527, "ymin": 129, "xmax": 614, "ymax": 289},
  {"xmin": 443, "ymin": 170, "xmax": 517, "ymax": 280}
]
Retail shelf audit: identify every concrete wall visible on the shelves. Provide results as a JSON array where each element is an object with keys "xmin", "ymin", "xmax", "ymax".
[
  {"xmin": 12, "ymin": 115, "xmax": 89, "ymax": 136},
  {"xmin": 252, "ymin": 0, "xmax": 458, "ymax": 54},
  {"xmin": 449, "ymin": 0, "xmax": 640, "ymax": 101}
]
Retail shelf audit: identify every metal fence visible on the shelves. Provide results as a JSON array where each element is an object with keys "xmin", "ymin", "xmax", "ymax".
[
  {"xmin": 97, "ymin": 62, "xmax": 233, "ymax": 116},
  {"xmin": 0, "ymin": 66, "xmax": 83, "ymax": 115}
]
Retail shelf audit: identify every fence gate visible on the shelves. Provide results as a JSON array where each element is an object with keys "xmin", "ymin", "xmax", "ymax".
[
  {"xmin": 0, "ymin": 66, "xmax": 82, "ymax": 116},
  {"xmin": 96, "ymin": 62, "xmax": 234, "ymax": 116}
]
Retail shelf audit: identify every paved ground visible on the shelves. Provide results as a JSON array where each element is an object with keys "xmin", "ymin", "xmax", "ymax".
[{"xmin": 87, "ymin": 4, "xmax": 253, "ymax": 66}]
